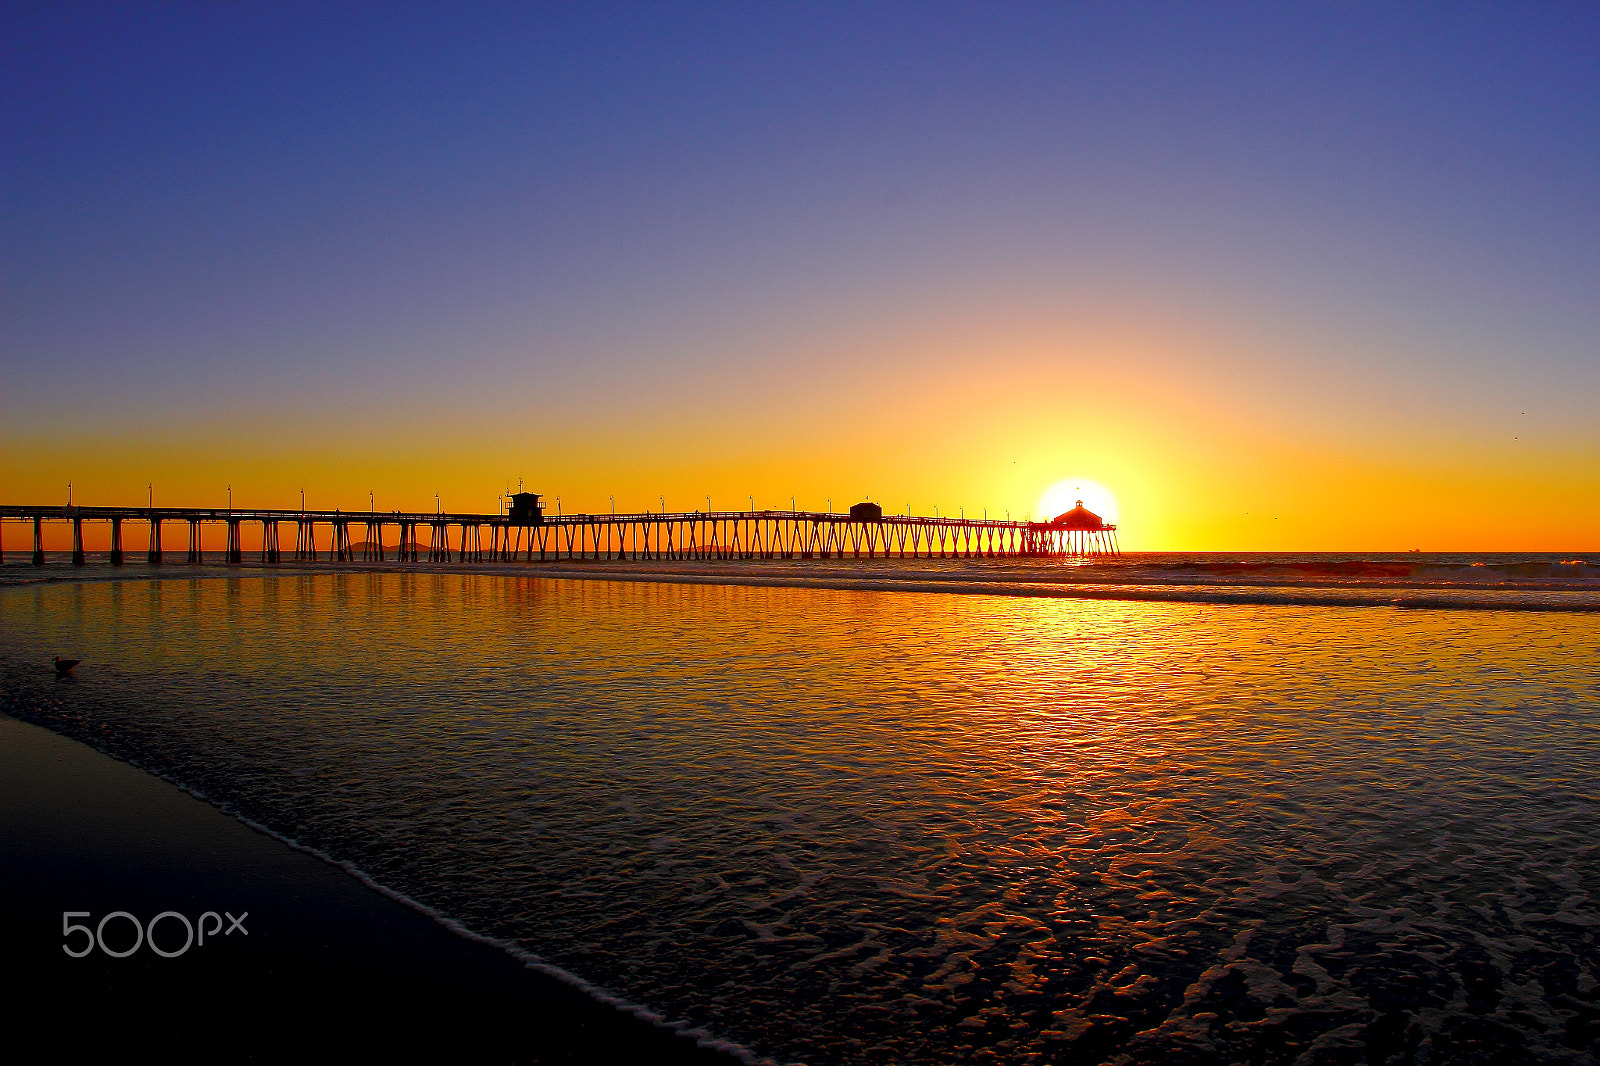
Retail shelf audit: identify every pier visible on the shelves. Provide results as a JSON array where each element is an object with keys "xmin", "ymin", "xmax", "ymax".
[{"xmin": 0, "ymin": 500, "xmax": 1119, "ymax": 567}]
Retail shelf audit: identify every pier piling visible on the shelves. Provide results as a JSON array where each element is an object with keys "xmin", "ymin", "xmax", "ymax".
[{"xmin": 263, "ymin": 520, "xmax": 281, "ymax": 564}]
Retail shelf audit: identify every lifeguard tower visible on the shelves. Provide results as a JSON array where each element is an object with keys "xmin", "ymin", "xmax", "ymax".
[{"xmin": 506, "ymin": 492, "xmax": 545, "ymax": 525}]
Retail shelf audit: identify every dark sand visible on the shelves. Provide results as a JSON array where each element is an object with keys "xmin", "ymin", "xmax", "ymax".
[{"xmin": 0, "ymin": 712, "xmax": 743, "ymax": 1063}]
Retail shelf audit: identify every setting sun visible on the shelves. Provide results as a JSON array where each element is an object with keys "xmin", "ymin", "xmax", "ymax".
[{"xmin": 1038, "ymin": 479, "xmax": 1118, "ymax": 525}]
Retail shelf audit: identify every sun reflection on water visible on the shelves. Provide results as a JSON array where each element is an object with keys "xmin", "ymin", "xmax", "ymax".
[{"xmin": 3, "ymin": 575, "xmax": 1597, "ymax": 1064}]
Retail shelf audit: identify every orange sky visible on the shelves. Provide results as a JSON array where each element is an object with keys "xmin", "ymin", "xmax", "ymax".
[{"xmin": 7, "ymin": 303, "xmax": 1596, "ymax": 551}]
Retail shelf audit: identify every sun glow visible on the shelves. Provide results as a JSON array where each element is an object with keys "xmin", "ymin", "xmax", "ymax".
[{"xmin": 1038, "ymin": 479, "xmax": 1119, "ymax": 525}]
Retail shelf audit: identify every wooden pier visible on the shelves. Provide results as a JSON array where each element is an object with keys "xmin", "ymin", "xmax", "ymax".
[{"xmin": 0, "ymin": 503, "xmax": 1120, "ymax": 566}]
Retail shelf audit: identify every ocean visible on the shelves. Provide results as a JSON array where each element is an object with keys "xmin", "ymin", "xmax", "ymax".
[{"xmin": 2, "ymin": 553, "xmax": 1597, "ymax": 1064}]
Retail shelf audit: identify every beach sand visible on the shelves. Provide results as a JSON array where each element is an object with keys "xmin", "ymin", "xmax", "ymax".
[{"xmin": 0, "ymin": 711, "xmax": 742, "ymax": 1063}]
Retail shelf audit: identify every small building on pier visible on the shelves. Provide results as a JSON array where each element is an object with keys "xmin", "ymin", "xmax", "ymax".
[
  {"xmin": 1052, "ymin": 501, "xmax": 1106, "ymax": 530},
  {"xmin": 507, "ymin": 492, "xmax": 544, "ymax": 524},
  {"xmin": 1029, "ymin": 499, "xmax": 1119, "ymax": 558},
  {"xmin": 849, "ymin": 502, "xmax": 883, "ymax": 521}
]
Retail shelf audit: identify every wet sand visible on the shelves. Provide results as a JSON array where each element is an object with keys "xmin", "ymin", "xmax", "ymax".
[{"xmin": 0, "ymin": 712, "xmax": 742, "ymax": 1063}]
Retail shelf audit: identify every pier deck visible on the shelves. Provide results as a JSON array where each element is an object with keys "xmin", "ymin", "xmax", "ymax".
[{"xmin": 0, "ymin": 504, "xmax": 1118, "ymax": 566}]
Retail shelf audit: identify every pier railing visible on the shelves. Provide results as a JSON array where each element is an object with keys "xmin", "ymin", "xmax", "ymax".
[{"xmin": 0, "ymin": 504, "xmax": 1119, "ymax": 566}]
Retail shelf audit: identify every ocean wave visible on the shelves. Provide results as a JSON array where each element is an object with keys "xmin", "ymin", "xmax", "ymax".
[
  {"xmin": 1140, "ymin": 556, "xmax": 1600, "ymax": 587},
  {"xmin": 6, "ymin": 552, "xmax": 1598, "ymax": 607},
  {"xmin": 528, "ymin": 566, "xmax": 1600, "ymax": 612}
]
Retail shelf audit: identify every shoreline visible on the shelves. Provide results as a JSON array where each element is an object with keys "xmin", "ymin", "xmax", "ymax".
[
  {"xmin": 0, "ymin": 709, "xmax": 749, "ymax": 1063},
  {"xmin": 3, "ymin": 557, "xmax": 1598, "ymax": 612},
  {"xmin": 5, "ymin": 559, "xmax": 1596, "ymax": 1062}
]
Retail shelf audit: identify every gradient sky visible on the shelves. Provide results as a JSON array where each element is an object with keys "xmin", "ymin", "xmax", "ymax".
[{"xmin": 4, "ymin": 1, "xmax": 1597, "ymax": 549}]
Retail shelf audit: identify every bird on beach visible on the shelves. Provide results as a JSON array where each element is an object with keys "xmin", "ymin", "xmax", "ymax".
[{"xmin": 53, "ymin": 656, "xmax": 81, "ymax": 677}]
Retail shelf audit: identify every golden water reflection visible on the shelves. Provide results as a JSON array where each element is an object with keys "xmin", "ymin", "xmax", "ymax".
[{"xmin": 3, "ymin": 575, "xmax": 1597, "ymax": 1064}]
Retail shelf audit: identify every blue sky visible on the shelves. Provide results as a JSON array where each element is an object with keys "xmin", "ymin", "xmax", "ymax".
[{"xmin": 4, "ymin": 2, "xmax": 1597, "ymax": 545}]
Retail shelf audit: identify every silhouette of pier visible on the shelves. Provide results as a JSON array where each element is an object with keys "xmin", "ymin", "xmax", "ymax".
[{"xmin": 0, "ymin": 498, "xmax": 1119, "ymax": 567}]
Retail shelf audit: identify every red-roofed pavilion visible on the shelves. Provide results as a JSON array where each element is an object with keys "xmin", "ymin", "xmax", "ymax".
[{"xmin": 1024, "ymin": 500, "xmax": 1120, "ymax": 557}]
